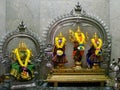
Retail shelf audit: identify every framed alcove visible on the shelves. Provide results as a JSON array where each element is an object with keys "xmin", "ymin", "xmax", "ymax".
[
  {"xmin": 43, "ymin": 3, "xmax": 112, "ymax": 87},
  {"xmin": 0, "ymin": 22, "xmax": 45, "ymax": 89}
]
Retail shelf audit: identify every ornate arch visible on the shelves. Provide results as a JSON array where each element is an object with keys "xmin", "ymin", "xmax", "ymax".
[
  {"xmin": 0, "ymin": 21, "xmax": 44, "ymax": 63},
  {"xmin": 0, "ymin": 21, "xmax": 45, "ymax": 89},
  {"xmin": 42, "ymin": 3, "xmax": 111, "ymax": 70}
]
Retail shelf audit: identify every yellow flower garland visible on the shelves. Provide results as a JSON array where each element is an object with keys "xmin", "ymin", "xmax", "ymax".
[
  {"xmin": 14, "ymin": 48, "xmax": 31, "ymax": 67},
  {"xmin": 55, "ymin": 37, "xmax": 66, "ymax": 48},
  {"xmin": 75, "ymin": 32, "xmax": 85, "ymax": 44},
  {"xmin": 91, "ymin": 38, "xmax": 102, "ymax": 55}
]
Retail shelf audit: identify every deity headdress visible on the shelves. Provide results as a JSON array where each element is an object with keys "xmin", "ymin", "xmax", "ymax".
[
  {"xmin": 76, "ymin": 26, "xmax": 81, "ymax": 34},
  {"xmin": 58, "ymin": 32, "xmax": 63, "ymax": 37},
  {"xmin": 69, "ymin": 26, "xmax": 86, "ymax": 43},
  {"xmin": 93, "ymin": 32, "xmax": 98, "ymax": 39},
  {"xmin": 18, "ymin": 41, "xmax": 28, "ymax": 50}
]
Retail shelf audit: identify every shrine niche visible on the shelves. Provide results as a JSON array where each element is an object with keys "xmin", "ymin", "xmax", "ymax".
[
  {"xmin": 0, "ymin": 21, "xmax": 45, "ymax": 89},
  {"xmin": 43, "ymin": 3, "xmax": 112, "ymax": 87}
]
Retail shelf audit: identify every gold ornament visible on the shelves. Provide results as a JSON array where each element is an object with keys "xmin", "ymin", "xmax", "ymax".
[
  {"xmin": 57, "ymin": 50, "xmax": 63, "ymax": 56},
  {"xmin": 21, "ymin": 70, "xmax": 30, "ymax": 79}
]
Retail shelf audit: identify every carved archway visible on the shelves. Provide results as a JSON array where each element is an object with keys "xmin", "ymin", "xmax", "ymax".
[
  {"xmin": 0, "ymin": 21, "xmax": 45, "ymax": 89},
  {"xmin": 42, "ymin": 3, "xmax": 111, "ymax": 70}
]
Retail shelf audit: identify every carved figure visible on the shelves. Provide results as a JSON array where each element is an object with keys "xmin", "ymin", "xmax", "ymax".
[
  {"xmin": 69, "ymin": 26, "xmax": 86, "ymax": 67},
  {"xmin": 86, "ymin": 33, "xmax": 102, "ymax": 69},
  {"xmin": 52, "ymin": 32, "xmax": 67, "ymax": 68},
  {"xmin": 10, "ymin": 41, "xmax": 35, "ymax": 80}
]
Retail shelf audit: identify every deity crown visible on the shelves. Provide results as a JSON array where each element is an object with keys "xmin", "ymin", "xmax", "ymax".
[
  {"xmin": 18, "ymin": 41, "xmax": 28, "ymax": 50},
  {"xmin": 58, "ymin": 32, "xmax": 63, "ymax": 37},
  {"xmin": 76, "ymin": 26, "xmax": 81, "ymax": 34},
  {"xmin": 93, "ymin": 32, "xmax": 98, "ymax": 39}
]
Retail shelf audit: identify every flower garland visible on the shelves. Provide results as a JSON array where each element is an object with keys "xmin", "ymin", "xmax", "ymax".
[
  {"xmin": 14, "ymin": 48, "xmax": 31, "ymax": 67},
  {"xmin": 91, "ymin": 38, "xmax": 102, "ymax": 55},
  {"xmin": 75, "ymin": 32, "xmax": 85, "ymax": 44},
  {"xmin": 55, "ymin": 37, "xmax": 66, "ymax": 48}
]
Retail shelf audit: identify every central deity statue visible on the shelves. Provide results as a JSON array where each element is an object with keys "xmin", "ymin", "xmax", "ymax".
[
  {"xmin": 69, "ymin": 26, "xmax": 86, "ymax": 67},
  {"xmin": 52, "ymin": 32, "xmax": 68, "ymax": 68},
  {"xmin": 10, "ymin": 41, "xmax": 35, "ymax": 80}
]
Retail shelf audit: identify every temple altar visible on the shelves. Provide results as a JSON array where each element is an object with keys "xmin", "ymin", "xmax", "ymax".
[
  {"xmin": 43, "ymin": 3, "xmax": 112, "ymax": 87},
  {"xmin": 0, "ymin": 2, "xmax": 116, "ymax": 90},
  {"xmin": 46, "ymin": 68, "xmax": 110, "ymax": 87}
]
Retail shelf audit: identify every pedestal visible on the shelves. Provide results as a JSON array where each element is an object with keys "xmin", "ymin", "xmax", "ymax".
[{"xmin": 46, "ymin": 68, "xmax": 111, "ymax": 87}]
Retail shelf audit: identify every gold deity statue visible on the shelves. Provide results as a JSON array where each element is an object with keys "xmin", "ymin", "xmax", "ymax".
[
  {"xmin": 52, "ymin": 32, "xmax": 68, "ymax": 68},
  {"xmin": 10, "ymin": 41, "xmax": 35, "ymax": 80},
  {"xmin": 69, "ymin": 26, "xmax": 86, "ymax": 68},
  {"xmin": 91, "ymin": 33, "xmax": 102, "ymax": 56},
  {"xmin": 86, "ymin": 33, "xmax": 103, "ymax": 69}
]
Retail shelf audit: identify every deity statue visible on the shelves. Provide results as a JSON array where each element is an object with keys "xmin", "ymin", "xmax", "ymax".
[
  {"xmin": 69, "ymin": 26, "xmax": 86, "ymax": 67},
  {"xmin": 10, "ymin": 41, "xmax": 35, "ymax": 80},
  {"xmin": 52, "ymin": 32, "xmax": 68, "ymax": 68},
  {"xmin": 86, "ymin": 33, "xmax": 103, "ymax": 69}
]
